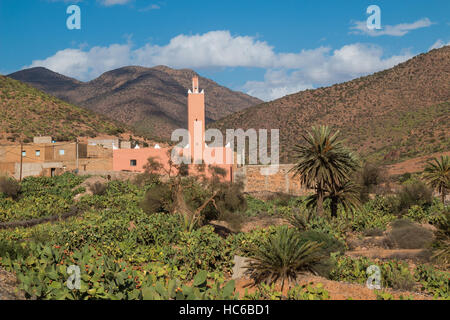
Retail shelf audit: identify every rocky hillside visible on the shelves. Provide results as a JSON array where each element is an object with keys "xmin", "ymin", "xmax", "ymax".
[
  {"xmin": 9, "ymin": 66, "xmax": 262, "ymax": 141},
  {"xmin": 0, "ymin": 76, "xmax": 128, "ymax": 143},
  {"xmin": 211, "ymin": 46, "xmax": 450, "ymax": 164}
]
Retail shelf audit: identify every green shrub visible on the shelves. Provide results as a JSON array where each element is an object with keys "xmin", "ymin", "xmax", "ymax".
[
  {"xmin": 287, "ymin": 282, "xmax": 330, "ymax": 300},
  {"xmin": 0, "ymin": 176, "xmax": 20, "ymax": 199},
  {"xmin": 0, "ymin": 243, "xmax": 237, "ymax": 300},
  {"xmin": 298, "ymin": 230, "xmax": 345, "ymax": 256},
  {"xmin": 329, "ymin": 256, "xmax": 416, "ymax": 290},
  {"xmin": 88, "ymin": 181, "xmax": 107, "ymax": 196},
  {"xmin": 396, "ymin": 181, "xmax": 433, "ymax": 213},
  {"xmin": 168, "ymin": 226, "xmax": 234, "ymax": 279},
  {"xmin": 140, "ymin": 183, "xmax": 172, "ymax": 214},
  {"xmin": 245, "ymin": 226, "xmax": 324, "ymax": 290},
  {"xmin": 414, "ymin": 264, "xmax": 449, "ymax": 299}
]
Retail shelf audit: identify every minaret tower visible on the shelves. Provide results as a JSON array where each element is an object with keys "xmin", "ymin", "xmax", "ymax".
[{"xmin": 187, "ymin": 76, "xmax": 205, "ymax": 163}]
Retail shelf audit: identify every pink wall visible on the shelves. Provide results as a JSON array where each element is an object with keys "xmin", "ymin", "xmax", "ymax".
[
  {"xmin": 113, "ymin": 147, "xmax": 234, "ymax": 182},
  {"xmin": 113, "ymin": 148, "xmax": 172, "ymax": 173}
]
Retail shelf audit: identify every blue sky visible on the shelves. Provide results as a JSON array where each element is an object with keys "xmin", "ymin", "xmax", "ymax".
[{"xmin": 0, "ymin": 0, "xmax": 449, "ymax": 100}]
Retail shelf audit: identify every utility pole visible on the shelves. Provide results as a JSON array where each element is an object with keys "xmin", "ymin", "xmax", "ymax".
[
  {"xmin": 19, "ymin": 141, "xmax": 23, "ymax": 181},
  {"xmin": 76, "ymin": 137, "xmax": 79, "ymax": 172}
]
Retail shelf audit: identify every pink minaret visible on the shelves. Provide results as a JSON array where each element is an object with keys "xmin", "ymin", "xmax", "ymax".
[{"xmin": 187, "ymin": 76, "xmax": 205, "ymax": 163}]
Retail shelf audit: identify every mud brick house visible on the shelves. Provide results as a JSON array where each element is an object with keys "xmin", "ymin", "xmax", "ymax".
[{"xmin": 0, "ymin": 137, "xmax": 114, "ymax": 179}]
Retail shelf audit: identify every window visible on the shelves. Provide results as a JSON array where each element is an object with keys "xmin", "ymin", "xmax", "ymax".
[
  {"xmin": 59, "ymin": 149, "xmax": 65, "ymax": 156},
  {"xmin": 130, "ymin": 160, "xmax": 137, "ymax": 167},
  {"xmin": 35, "ymin": 150, "xmax": 40, "ymax": 157},
  {"xmin": 21, "ymin": 151, "xmax": 26, "ymax": 157}
]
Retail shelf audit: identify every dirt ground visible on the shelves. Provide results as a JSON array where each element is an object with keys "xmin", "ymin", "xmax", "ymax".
[
  {"xmin": 386, "ymin": 151, "xmax": 450, "ymax": 176},
  {"xmin": 233, "ymin": 275, "xmax": 433, "ymax": 300},
  {"xmin": 0, "ymin": 267, "xmax": 24, "ymax": 300}
]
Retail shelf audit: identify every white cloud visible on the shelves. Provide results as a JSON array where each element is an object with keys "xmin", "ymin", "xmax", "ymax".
[
  {"xmin": 99, "ymin": 0, "xmax": 132, "ymax": 6},
  {"xmin": 350, "ymin": 18, "xmax": 433, "ymax": 37},
  {"xmin": 26, "ymin": 31, "xmax": 413, "ymax": 101},
  {"xmin": 429, "ymin": 39, "xmax": 450, "ymax": 50},
  {"xmin": 139, "ymin": 4, "xmax": 160, "ymax": 12},
  {"xmin": 134, "ymin": 31, "xmax": 277, "ymax": 68},
  {"xmin": 27, "ymin": 44, "xmax": 133, "ymax": 80},
  {"xmin": 244, "ymin": 44, "xmax": 412, "ymax": 101}
]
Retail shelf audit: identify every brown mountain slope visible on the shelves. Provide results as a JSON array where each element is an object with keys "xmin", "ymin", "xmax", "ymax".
[
  {"xmin": 8, "ymin": 66, "xmax": 261, "ymax": 141},
  {"xmin": 0, "ymin": 76, "xmax": 129, "ymax": 143},
  {"xmin": 211, "ymin": 46, "xmax": 450, "ymax": 164}
]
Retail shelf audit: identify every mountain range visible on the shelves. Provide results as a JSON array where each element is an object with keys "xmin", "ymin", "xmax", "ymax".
[
  {"xmin": 0, "ymin": 75, "xmax": 129, "ymax": 143},
  {"xmin": 211, "ymin": 46, "xmax": 450, "ymax": 164},
  {"xmin": 8, "ymin": 66, "xmax": 262, "ymax": 141}
]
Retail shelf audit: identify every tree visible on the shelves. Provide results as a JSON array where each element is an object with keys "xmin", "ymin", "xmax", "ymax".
[
  {"xmin": 140, "ymin": 149, "xmax": 245, "ymax": 231},
  {"xmin": 290, "ymin": 126, "xmax": 359, "ymax": 216},
  {"xmin": 305, "ymin": 179, "xmax": 361, "ymax": 217},
  {"xmin": 422, "ymin": 155, "xmax": 449, "ymax": 205},
  {"xmin": 357, "ymin": 162, "xmax": 388, "ymax": 202}
]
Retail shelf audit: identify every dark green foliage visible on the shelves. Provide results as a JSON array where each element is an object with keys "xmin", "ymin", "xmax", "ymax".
[
  {"xmin": 431, "ymin": 208, "xmax": 450, "ymax": 268},
  {"xmin": 298, "ymin": 231, "xmax": 345, "ymax": 256},
  {"xmin": 396, "ymin": 180, "xmax": 433, "ymax": 213},
  {"xmin": 290, "ymin": 125, "xmax": 359, "ymax": 216},
  {"xmin": 330, "ymin": 256, "xmax": 416, "ymax": 291},
  {"xmin": 140, "ymin": 183, "xmax": 172, "ymax": 214},
  {"xmin": 245, "ymin": 226, "xmax": 324, "ymax": 290},
  {"xmin": 288, "ymin": 208, "xmax": 314, "ymax": 231},
  {"xmin": 357, "ymin": 162, "xmax": 387, "ymax": 202},
  {"xmin": 0, "ymin": 239, "xmax": 30, "ymax": 260},
  {"xmin": 305, "ymin": 180, "xmax": 361, "ymax": 217},
  {"xmin": 0, "ymin": 176, "xmax": 20, "ymax": 199},
  {"xmin": 414, "ymin": 264, "xmax": 449, "ymax": 298},
  {"xmin": 297, "ymin": 230, "xmax": 346, "ymax": 277},
  {"xmin": 387, "ymin": 219, "xmax": 434, "ymax": 249},
  {"xmin": 422, "ymin": 155, "xmax": 449, "ymax": 205},
  {"xmin": 88, "ymin": 181, "xmax": 107, "ymax": 196},
  {"xmin": 266, "ymin": 192, "xmax": 295, "ymax": 207}
]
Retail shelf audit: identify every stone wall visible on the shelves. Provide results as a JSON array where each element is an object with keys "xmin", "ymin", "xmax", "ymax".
[{"xmin": 234, "ymin": 164, "xmax": 311, "ymax": 196}]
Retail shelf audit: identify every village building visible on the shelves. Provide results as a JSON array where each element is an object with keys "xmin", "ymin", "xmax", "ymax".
[
  {"xmin": 0, "ymin": 77, "xmax": 308, "ymax": 195},
  {"xmin": 112, "ymin": 76, "xmax": 235, "ymax": 181}
]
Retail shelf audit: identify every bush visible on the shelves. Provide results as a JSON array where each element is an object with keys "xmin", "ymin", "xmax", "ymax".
[
  {"xmin": 330, "ymin": 256, "xmax": 416, "ymax": 290},
  {"xmin": 245, "ymin": 226, "xmax": 324, "ymax": 290},
  {"xmin": 358, "ymin": 162, "xmax": 388, "ymax": 202},
  {"xmin": 396, "ymin": 181, "xmax": 433, "ymax": 213},
  {"xmin": 88, "ymin": 181, "xmax": 107, "ymax": 196},
  {"xmin": 297, "ymin": 230, "xmax": 346, "ymax": 277},
  {"xmin": 0, "ymin": 176, "xmax": 20, "ymax": 199},
  {"xmin": 266, "ymin": 192, "xmax": 295, "ymax": 207},
  {"xmin": 386, "ymin": 219, "xmax": 434, "ymax": 249},
  {"xmin": 414, "ymin": 264, "xmax": 449, "ymax": 299},
  {"xmin": 140, "ymin": 183, "xmax": 172, "ymax": 214},
  {"xmin": 298, "ymin": 230, "xmax": 346, "ymax": 256}
]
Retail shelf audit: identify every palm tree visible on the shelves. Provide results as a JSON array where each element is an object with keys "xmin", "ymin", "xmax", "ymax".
[
  {"xmin": 423, "ymin": 155, "xmax": 449, "ymax": 205},
  {"xmin": 305, "ymin": 179, "xmax": 361, "ymax": 217},
  {"xmin": 290, "ymin": 126, "xmax": 359, "ymax": 216},
  {"xmin": 245, "ymin": 226, "xmax": 323, "ymax": 291}
]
